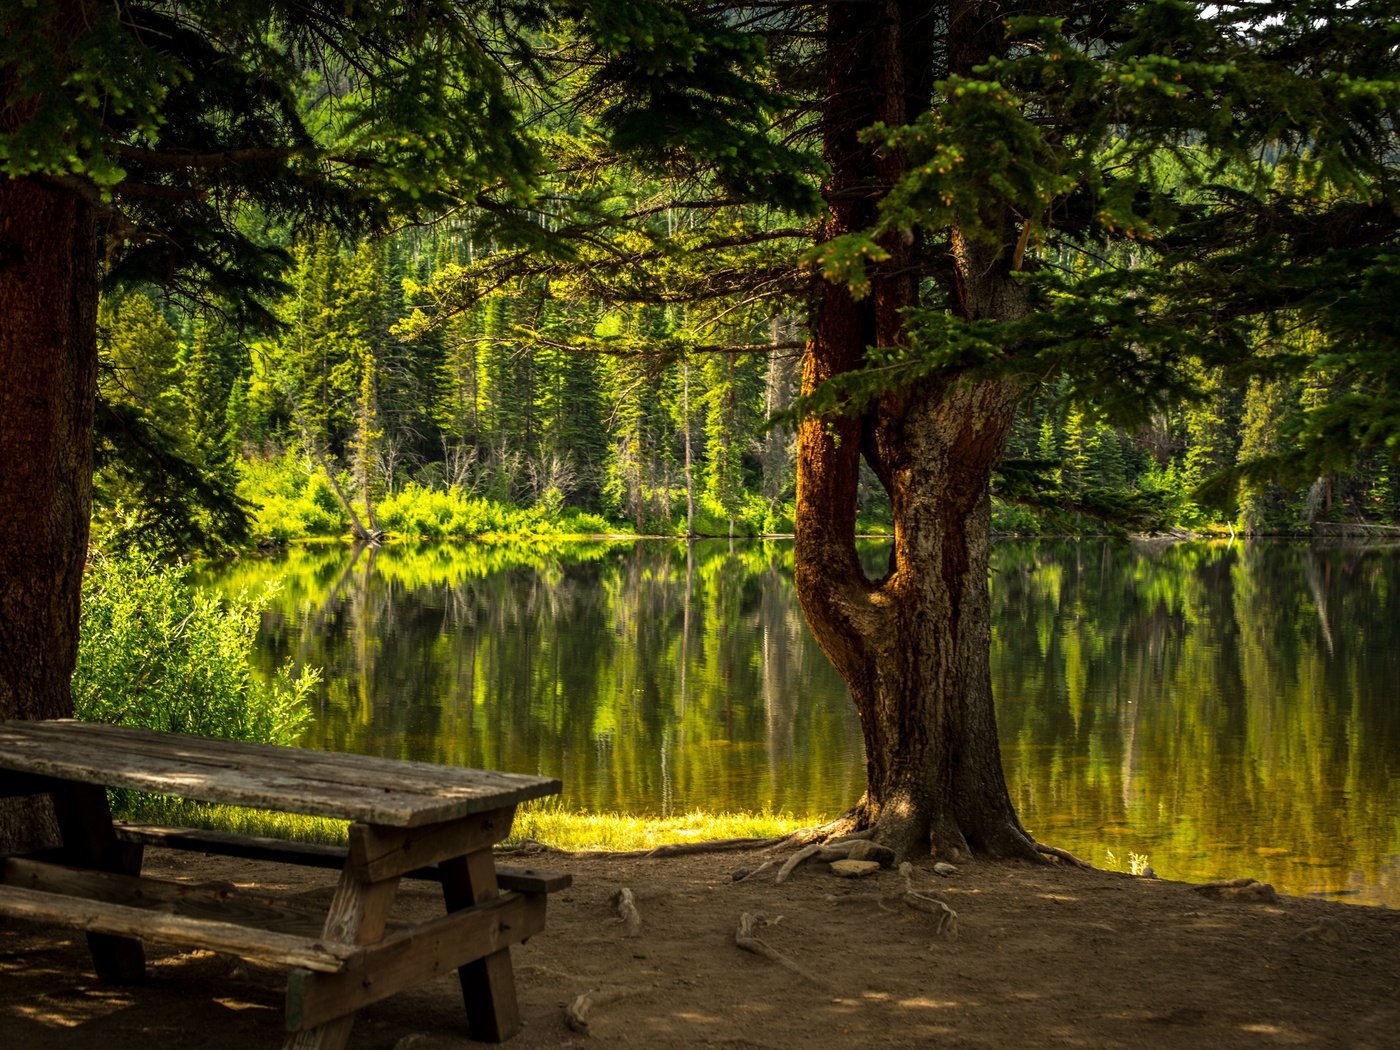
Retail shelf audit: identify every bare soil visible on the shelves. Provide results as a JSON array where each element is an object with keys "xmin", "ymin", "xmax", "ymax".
[{"xmin": 2, "ymin": 845, "xmax": 1397, "ymax": 1049}]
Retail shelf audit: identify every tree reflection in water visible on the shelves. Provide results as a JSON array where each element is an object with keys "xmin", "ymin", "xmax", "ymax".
[{"xmin": 208, "ymin": 538, "xmax": 1400, "ymax": 906}]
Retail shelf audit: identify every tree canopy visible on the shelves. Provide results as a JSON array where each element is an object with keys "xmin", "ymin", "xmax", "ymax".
[{"xmin": 2, "ymin": 0, "xmax": 1397, "ymax": 859}]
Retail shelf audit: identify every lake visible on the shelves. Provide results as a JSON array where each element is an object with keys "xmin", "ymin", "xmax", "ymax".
[{"xmin": 209, "ymin": 538, "xmax": 1400, "ymax": 907}]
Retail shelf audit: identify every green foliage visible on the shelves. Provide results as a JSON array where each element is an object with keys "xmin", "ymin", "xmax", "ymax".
[
  {"xmin": 73, "ymin": 549, "xmax": 317, "ymax": 745},
  {"xmin": 801, "ymin": 0, "xmax": 1400, "ymax": 529},
  {"xmin": 2, "ymin": 2, "xmax": 543, "ymax": 317},
  {"xmin": 93, "ymin": 292, "xmax": 251, "ymax": 555},
  {"xmin": 377, "ymin": 484, "xmax": 614, "ymax": 540}
]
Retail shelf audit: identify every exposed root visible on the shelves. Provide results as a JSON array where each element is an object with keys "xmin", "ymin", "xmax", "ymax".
[
  {"xmin": 733, "ymin": 858, "xmax": 781, "ymax": 882},
  {"xmin": 644, "ymin": 837, "xmax": 780, "ymax": 857},
  {"xmin": 775, "ymin": 844, "xmax": 832, "ymax": 884},
  {"xmin": 612, "ymin": 887, "xmax": 642, "ymax": 936},
  {"xmin": 564, "ymin": 985, "xmax": 647, "ymax": 1034},
  {"xmin": 824, "ymin": 862, "xmax": 958, "ymax": 940},
  {"xmin": 734, "ymin": 912, "xmax": 829, "ymax": 988},
  {"xmin": 1034, "ymin": 843, "xmax": 1093, "ymax": 869},
  {"xmin": 766, "ymin": 812, "xmax": 865, "ymax": 852},
  {"xmin": 563, "ymin": 836, "xmax": 788, "ymax": 860}
]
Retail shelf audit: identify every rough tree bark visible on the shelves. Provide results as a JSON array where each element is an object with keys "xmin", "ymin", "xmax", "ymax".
[
  {"xmin": 794, "ymin": 0, "xmax": 1042, "ymax": 862},
  {"xmin": 0, "ymin": 175, "xmax": 98, "ymax": 849}
]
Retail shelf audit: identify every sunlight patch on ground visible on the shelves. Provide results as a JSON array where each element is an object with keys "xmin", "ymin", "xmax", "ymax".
[
  {"xmin": 212, "ymin": 998, "xmax": 269, "ymax": 1012},
  {"xmin": 896, "ymin": 996, "xmax": 964, "ymax": 1009},
  {"xmin": 11, "ymin": 992, "xmax": 136, "ymax": 1028},
  {"xmin": 1239, "ymin": 1022, "xmax": 1310, "ymax": 1043}
]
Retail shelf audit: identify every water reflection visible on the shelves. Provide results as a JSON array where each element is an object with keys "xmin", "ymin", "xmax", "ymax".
[{"xmin": 209, "ymin": 539, "xmax": 1400, "ymax": 907}]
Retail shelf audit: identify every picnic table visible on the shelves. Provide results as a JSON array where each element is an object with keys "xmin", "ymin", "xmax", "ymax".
[{"xmin": 0, "ymin": 719, "xmax": 569, "ymax": 1048}]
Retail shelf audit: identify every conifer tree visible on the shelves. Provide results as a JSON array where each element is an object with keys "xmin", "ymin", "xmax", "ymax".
[{"xmin": 0, "ymin": 0, "xmax": 542, "ymax": 754}]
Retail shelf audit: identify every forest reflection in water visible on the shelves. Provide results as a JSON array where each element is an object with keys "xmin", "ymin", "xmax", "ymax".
[{"xmin": 209, "ymin": 538, "xmax": 1400, "ymax": 907}]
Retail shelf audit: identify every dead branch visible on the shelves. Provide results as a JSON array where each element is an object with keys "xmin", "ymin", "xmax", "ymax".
[{"xmin": 734, "ymin": 912, "xmax": 829, "ymax": 988}]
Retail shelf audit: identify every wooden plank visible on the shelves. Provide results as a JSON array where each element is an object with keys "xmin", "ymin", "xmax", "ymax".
[
  {"xmin": 0, "ymin": 857, "xmax": 331, "ymax": 938},
  {"xmin": 113, "ymin": 824, "xmax": 573, "ymax": 893},
  {"xmin": 441, "ymin": 849, "xmax": 521, "ymax": 1041},
  {"xmin": 0, "ymin": 721, "xmax": 560, "ymax": 826},
  {"xmin": 0, "ymin": 883, "xmax": 356, "ymax": 972},
  {"xmin": 285, "ymin": 892, "xmax": 545, "ymax": 1033},
  {"xmin": 282, "ymin": 859, "xmax": 401, "ymax": 1049},
  {"xmin": 50, "ymin": 780, "xmax": 146, "ymax": 983},
  {"xmin": 346, "ymin": 807, "xmax": 514, "ymax": 882}
]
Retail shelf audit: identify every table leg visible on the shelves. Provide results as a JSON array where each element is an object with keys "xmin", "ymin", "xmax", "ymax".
[
  {"xmin": 283, "ymin": 867, "xmax": 400, "ymax": 1050},
  {"xmin": 50, "ymin": 781, "xmax": 146, "ymax": 983},
  {"xmin": 440, "ymin": 849, "xmax": 521, "ymax": 1041}
]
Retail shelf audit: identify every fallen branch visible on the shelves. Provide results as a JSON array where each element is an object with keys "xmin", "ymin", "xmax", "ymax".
[
  {"xmin": 735, "ymin": 912, "xmax": 828, "ymax": 987},
  {"xmin": 565, "ymin": 986, "xmax": 647, "ymax": 1034},
  {"xmin": 612, "ymin": 886, "xmax": 642, "ymax": 936}
]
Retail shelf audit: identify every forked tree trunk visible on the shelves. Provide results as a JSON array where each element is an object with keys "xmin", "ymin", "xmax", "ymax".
[
  {"xmin": 793, "ymin": 0, "xmax": 1042, "ymax": 862},
  {"xmin": 0, "ymin": 176, "xmax": 98, "ymax": 849}
]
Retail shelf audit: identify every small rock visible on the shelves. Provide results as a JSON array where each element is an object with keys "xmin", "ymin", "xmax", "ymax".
[
  {"xmin": 845, "ymin": 840, "xmax": 897, "ymax": 867},
  {"xmin": 932, "ymin": 862, "xmax": 958, "ymax": 878},
  {"xmin": 731, "ymin": 867, "xmax": 750, "ymax": 882},
  {"xmin": 830, "ymin": 859, "xmax": 881, "ymax": 878}
]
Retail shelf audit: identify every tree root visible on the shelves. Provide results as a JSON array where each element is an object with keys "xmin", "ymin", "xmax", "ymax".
[
  {"xmin": 773, "ymin": 839, "xmax": 895, "ymax": 883},
  {"xmin": 1034, "ymin": 843, "xmax": 1093, "ymax": 869},
  {"xmin": 568, "ymin": 840, "xmax": 789, "ymax": 862},
  {"xmin": 734, "ymin": 912, "xmax": 830, "ymax": 988},
  {"xmin": 564, "ymin": 985, "xmax": 648, "ymax": 1034},
  {"xmin": 824, "ymin": 862, "xmax": 958, "ymax": 940},
  {"xmin": 612, "ymin": 886, "xmax": 642, "ymax": 936},
  {"xmin": 767, "ymin": 813, "xmax": 866, "ymax": 851}
]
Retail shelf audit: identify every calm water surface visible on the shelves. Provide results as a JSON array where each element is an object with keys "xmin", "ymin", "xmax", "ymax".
[{"xmin": 209, "ymin": 539, "xmax": 1400, "ymax": 907}]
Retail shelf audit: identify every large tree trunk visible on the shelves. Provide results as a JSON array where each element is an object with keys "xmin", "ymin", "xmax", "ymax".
[
  {"xmin": 793, "ymin": 0, "xmax": 1041, "ymax": 862},
  {"xmin": 0, "ymin": 176, "xmax": 98, "ymax": 848}
]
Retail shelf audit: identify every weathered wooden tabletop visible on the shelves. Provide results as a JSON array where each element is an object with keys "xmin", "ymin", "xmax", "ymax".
[{"xmin": 0, "ymin": 720, "xmax": 560, "ymax": 826}]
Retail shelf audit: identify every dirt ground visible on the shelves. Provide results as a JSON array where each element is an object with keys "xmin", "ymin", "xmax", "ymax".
[{"xmin": 1, "ymin": 844, "xmax": 1397, "ymax": 1049}]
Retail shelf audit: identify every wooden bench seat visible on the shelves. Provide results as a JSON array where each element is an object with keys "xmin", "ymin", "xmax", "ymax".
[
  {"xmin": 0, "ymin": 857, "xmax": 355, "ymax": 972},
  {"xmin": 112, "ymin": 823, "xmax": 571, "ymax": 895}
]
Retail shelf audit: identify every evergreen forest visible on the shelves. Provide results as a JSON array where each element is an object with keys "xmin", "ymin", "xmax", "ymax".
[
  {"xmin": 98, "ymin": 211, "xmax": 1400, "ymax": 553},
  {"xmin": 73, "ymin": 2, "xmax": 1398, "ymax": 557}
]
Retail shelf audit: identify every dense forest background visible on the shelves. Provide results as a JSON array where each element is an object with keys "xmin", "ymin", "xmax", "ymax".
[{"xmin": 97, "ymin": 217, "xmax": 1399, "ymax": 552}]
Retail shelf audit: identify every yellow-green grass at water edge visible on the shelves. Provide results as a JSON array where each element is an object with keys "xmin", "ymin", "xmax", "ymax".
[{"xmin": 113, "ymin": 797, "xmax": 816, "ymax": 853}]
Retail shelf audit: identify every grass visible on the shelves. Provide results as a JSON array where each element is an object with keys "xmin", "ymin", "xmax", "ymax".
[
  {"xmin": 111, "ymin": 795, "xmax": 816, "ymax": 853},
  {"xmin": 508, "ymin": 803, "xmax": 814, "ymax": 851},
  {"xmin": 1103, "ymin": 848, "xmax": 1153, "ymax": 876}
]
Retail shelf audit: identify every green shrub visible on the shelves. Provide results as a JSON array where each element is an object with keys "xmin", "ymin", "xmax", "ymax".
[{"xmin": 74, "ymin": 549, "xmax": 318, "ymax": 745}]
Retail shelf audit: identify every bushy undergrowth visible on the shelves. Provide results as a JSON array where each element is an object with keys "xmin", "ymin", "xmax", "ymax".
[
  {"xmin": 378, "ymin": 484, "xmax": 614, "ymax": 539},
  {"xmin": 74, "ymin": 548, "xmax": 317, "ymax": 744},
  {"xmin": 239, "ymin": 452, "xmax": 619, "ymax": 542}
]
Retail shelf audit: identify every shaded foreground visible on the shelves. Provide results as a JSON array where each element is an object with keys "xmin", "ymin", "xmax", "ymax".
[{"xmin": 1, "ymin": 847, "xmax": 1396, "ymax": 1048}]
